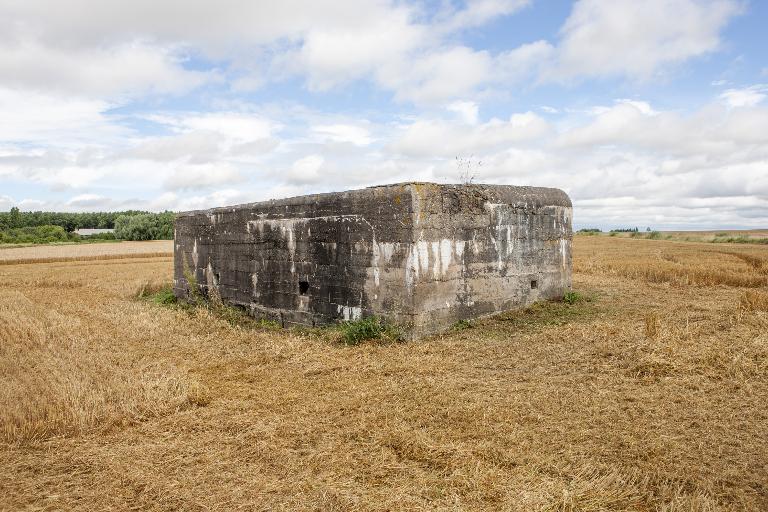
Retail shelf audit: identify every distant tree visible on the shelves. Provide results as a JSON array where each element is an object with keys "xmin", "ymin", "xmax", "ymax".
[
  {"xmin": 9, "ymin": 207, "xmax": 20, "ymax": 228},
  {"xmin": 0, "ymin": 225, "xmax": 76, "ymax": 244},
  {"xmin": 0, "ymin": 209, "xmax": 154, "ymax": 231},
  {"xmin": 114, "ymin": 212, "xmax": 175, "ymax": 240}
]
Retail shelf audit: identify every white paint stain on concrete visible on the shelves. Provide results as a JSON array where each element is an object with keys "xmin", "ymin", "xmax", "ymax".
[
  {"xmin": 430, "ymin": 241, "xmax": 441, "ymax": 278},
  {"xmin": 405, "ymin": 238, "xmax": 468, "ymax": 288},
  {"xmin": 192, "ymin": 238, "xmax": 199, "ymax": 268},
  {"xmin": 405, "ymin": 245, "xmax": 418, "ymax": 289},
  {"xmin": 248, "ymin": 218, "xmax": 302, "ymax": 273},
  {"xmin": 205, "ymin": 261, "xmax": 216, "ymax": 287},
  {"xmin": 248, "ymin": 215, "xmax": 369, "ymax": 276},
  {"xmin": 455, "ymin": 240, "xmax": 465, "ymax": 260},
  {"xmin": 337, "ymin": 304, "xmax": 362, "ymax": 321},
  {"xmin": 440, "ymin": 239, "xmax": 452, "ymax": 274},
  {"xmin": 488, "ymin": 233, "xmax": 502, "ymax": 270},
  {"xmin": 369, "ymin": 241, "xmax": 400, "ymax": 290},
  {"xmin": 380, "ymin": 242, "xmax": 396, "ymax": 263},
  {"xmin": 560, "ymin": 238, "xmax": 568, "ymax": 269},
  {"xmin": 416, "ymin": 240, "xmax": 430, "ymax": 274},
  {"xmin": 471, "ymin": 238, "xmax": 480, "ymax": 255}
]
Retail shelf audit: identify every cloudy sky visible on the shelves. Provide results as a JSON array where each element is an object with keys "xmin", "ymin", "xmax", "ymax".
[{"xmin": 1, "ymin": 0, "xmax": 766, "ymax": 229}]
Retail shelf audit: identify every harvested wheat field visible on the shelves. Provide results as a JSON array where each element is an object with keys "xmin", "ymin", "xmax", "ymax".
[
  {"xmin": 0, "ymin": 240, "xmax": 173, "ymax": 264},
  {"xmin": 1, "ymin": 237, "xmax": 766, "ymax": 511}
]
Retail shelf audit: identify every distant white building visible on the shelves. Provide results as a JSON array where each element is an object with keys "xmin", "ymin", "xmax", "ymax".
[{"xmin": 74, "ymin": 228, "xmax": 115, "ymax": 236}]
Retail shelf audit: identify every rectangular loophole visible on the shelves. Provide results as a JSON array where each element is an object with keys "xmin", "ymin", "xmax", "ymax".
[
  {"xmin": 530, "ymin": 280, "xmax": 538, "ymax": 289},
  {"xmin": 299, "ymin": 281, "xmax": 310, "ymax": 295}
]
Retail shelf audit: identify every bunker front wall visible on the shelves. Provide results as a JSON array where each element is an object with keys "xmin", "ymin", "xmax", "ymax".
[
  {"xmin": 173, "ymin": 183, "xmax": 572, "ymax": 337},
  {"xmin": 173, "ymin": 186, "xmax": 417, "ymax": 328},
  {"xmin": 403, "ymin": 184, "xmax": 571, "ymax": 337}
]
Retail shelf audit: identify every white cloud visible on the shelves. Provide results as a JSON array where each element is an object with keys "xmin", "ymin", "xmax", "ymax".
[
  {"xmin": 312, "ymin": 124, "xmax": 372, "ymax": 146},
  {"xmin": 0, "ymin": 40, "xmax": 213, "ymax": 97},
  {"xmin": 447, "ymin": 101, "xmax": 479, "ymax": 124},
  {"xmin": 286, "ymin": 154, "xmax": 325, "ymax": 185},
  {"xmin": 546, "ymin": 0, "xmax": 741, "ymax": 81},
  {"xmin": 4, "ymin": 97, "xmax": 766, "ymax": 228},
  {"xmin": 385, "ymin": 97, "xmax": 768, "ymax": 228},
  {"xmin": 290, "ymin": 6, "xmax": 426, "ymax": 91},
  {"xmin": 0, "ymin": 87, "xmax": 123, "ymax": 146},
  {"xmin": 614, "ymin": 99, "xmax": 658, "ymax": 116},
  {"xmin": 385, "ymin": 46, "xmax": 494, "ymax": 103},
  {"xmin": 162, "ymin": 163, "xmax": 246, "ymax": 191},
  {"xmin": 0, "ymin": 0, "xmax": 743, "ymax": 104},
  {"xmin": 169, "ymin": 189, "xmax": 253, "ymax": 212},
  {"xmin": 0, "ymin": 195, "xmax": 14, "ymax": 210},
  {"xmin": 392, "ymin": 111, "xmax": 551, "ymax": 157},
  {"xmin": 171, "ymin": 113, "xmax": 275, "ymax": 143},
  {"xmin": 558, "ymin": 100, "xmax": 768, "ymax": 160},
  {"xmin": 720, "ymin": 85, "xmax": 767, "ymax": 108},
  {"xmin": 435, "ymin": 0, "xmax": 531, "ymax": 33},
  {"xmin": 0, "ymin": 1, "xmax": 399, "ymax": 50},
  {"xmin": 127, "ymin": 132, "xmax": 223, "ymax": 163},
  {"xmin": 137, "ymin": 112, "xmax": 281, "ymax": 160},
  {"xmin": 0, "ymin": 1, "xmax": 428, "ymax": 100},
  {"xmin": 17, "ymin": 198, "xmax": 47, "ymax": 210},
  {"xmin": 496, "ymin": 40, "xmax": 554, "ymax": 81},
  {"xmin": 0, "ymin": 1, "xmax": 761, "ymax": 229},
  {"xmin": 67, "ymin": 194, "xmax": 113, "ymax": 208}
]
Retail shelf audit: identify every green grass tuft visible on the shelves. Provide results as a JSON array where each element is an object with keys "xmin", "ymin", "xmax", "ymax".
[
  {"xmin": 712, "ymin": 235, "xmax": 768, "ymax": 245},
  {"xmin": 563, "ymin": 290, "xmax": 585, "ymax": 305},
  {"xmin": 152, "ymin": 287, "xmax": 177, "ymax": 305},
  {"xmin": 338, "ymin": 316, "xmax": 401, "ymax": 345},
  {"xmin": 451, "ymin": 319, "xmax": 473, "ymax": 331}
]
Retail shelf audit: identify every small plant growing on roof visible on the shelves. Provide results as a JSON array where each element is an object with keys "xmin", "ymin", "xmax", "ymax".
[{"xmin": 456, "ymin": 155, "xmax": 482, "ymax": 184}]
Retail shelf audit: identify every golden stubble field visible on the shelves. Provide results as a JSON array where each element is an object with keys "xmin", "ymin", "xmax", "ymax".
[{"xmin": 1, "ymin": 237, "xmax": 766, "ymax": 511}]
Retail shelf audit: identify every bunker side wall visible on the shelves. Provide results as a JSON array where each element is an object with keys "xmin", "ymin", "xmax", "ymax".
[{"xmin": 174, "ymin": 185, "xmax": 419, "ymax": 328}]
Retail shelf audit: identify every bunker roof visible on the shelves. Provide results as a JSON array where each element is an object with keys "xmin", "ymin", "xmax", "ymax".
[{"xmin": 176, "ymin": 182, "xmax": 571, "ymax": 217}]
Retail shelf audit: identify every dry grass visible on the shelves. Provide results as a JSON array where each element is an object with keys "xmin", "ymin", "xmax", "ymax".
[
  {"xmin": 575, "ymin": 238, "xmax": 768, "ymax": 287},
  {"xmin": 0, "ymin": 239, "xmax": 173, "ymax": 262},
  {"xmin": 589, "ymin": 229, "xmax": 768, "ymax": 243},
  {"xmin": 0, "ymin": 238, "xmax": 766, "ymax": 510}
]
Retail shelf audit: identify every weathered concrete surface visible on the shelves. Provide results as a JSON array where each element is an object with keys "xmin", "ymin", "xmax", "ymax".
[{"xmin": 174, "ymin": 183, "xmax": 572, "ymax": 338}]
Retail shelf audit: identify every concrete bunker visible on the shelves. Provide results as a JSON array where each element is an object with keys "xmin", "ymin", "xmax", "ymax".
[{"xmin": 173, "ymin": 182, "xmax": 572, "ymax": 338}]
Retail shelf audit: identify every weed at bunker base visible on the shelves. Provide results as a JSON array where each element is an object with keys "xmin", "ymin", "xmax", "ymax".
[
  {"xmin": 451, "ymin": 319, "xmax": 474, "ymax": 331},
  {"xmin": 562, "ymin": 290, "xmax": 586, "ymax": 305},
  {"xmin": 337, "ymin": 316, "xmax": 403, "ymax": 346}
]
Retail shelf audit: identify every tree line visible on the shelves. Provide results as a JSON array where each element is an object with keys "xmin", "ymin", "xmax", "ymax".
[
  {"xmin": 0, "ymin": 207, "xmax": 152, "ymax": 231},
  {"xmin": 0, "ymin": 207, "xmax": 176, "ymax": 243}
]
